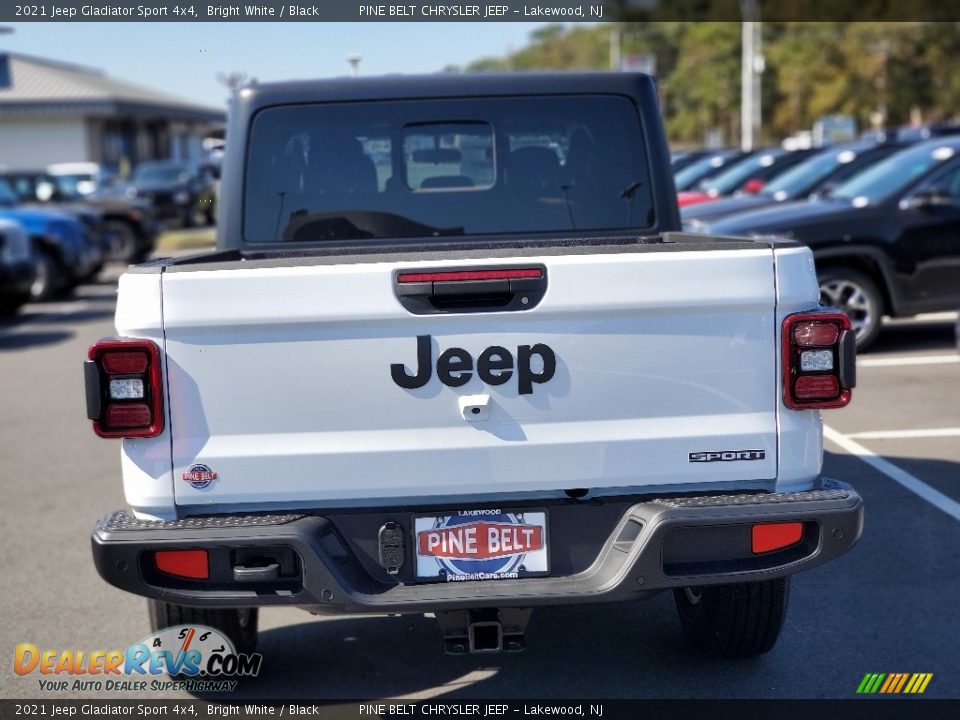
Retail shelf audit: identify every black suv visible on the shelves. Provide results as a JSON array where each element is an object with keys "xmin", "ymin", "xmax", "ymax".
[
  {"xmin": 127, "ymin": 161, "xmax": 216, "ymax": 229},
  {"xmin": 698, "ymin": 137, "xmax": 960, "ymax": 349}
]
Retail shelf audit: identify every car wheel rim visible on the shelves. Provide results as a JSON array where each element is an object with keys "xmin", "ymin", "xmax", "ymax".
[
  {"xmin": 30, "ymin": 258, "xmax": 49, "ymax": 298},
  {"xmin": 820, "ymin": 279, "xmax": 873, "ymax": 339},
  {"xmin": 683, "ymin": 587, "xmax": 703, "ymax": 605}
]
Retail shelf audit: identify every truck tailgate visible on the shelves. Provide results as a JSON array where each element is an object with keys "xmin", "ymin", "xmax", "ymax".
[{"xmin": 161, "ymin": 249, "xmax": 778, "ymax": 508}]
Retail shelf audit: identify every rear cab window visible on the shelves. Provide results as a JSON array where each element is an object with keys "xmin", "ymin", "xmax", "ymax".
[{"xmin": 243, "ymin": 95, "xmax": 655, "ymax": 244}]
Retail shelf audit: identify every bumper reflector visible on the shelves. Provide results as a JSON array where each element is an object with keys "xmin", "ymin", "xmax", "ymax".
[
  {"xmin": 751, "ymin": 522, "xmax": 803, "ymax": 554},
  {"xmin": 154, "ymin": 549, "xmax": 209, "ymax": 579}
]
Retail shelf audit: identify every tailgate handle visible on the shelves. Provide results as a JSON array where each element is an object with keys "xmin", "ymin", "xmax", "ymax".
[{"xmin": 394, "ymin": 266, "xmax": 547, "ymax": 314}]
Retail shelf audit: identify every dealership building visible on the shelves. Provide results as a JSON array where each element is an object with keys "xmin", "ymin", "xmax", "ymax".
[{"xmin": 0, "ymin": 52, "xmax": 224, "ymax": 170}]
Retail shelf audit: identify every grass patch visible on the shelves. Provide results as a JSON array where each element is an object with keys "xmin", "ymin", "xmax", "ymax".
[{"xmin": 156, "ymin": 228, "xmax": 216, "ymax": 251}]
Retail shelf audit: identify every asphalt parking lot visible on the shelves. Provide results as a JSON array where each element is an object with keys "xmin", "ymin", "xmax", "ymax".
[{"xmin": 1, "ymin": 262, "xmax": 957, "ymax": 701}]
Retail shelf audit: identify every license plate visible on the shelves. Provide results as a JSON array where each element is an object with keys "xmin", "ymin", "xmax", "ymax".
[{"xmin": 413, "ymin": 509, "xmax": 549, "ymax": 582}]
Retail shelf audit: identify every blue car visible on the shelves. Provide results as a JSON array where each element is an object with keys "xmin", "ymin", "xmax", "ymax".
[
  {"xmin": 0, "ymin": 217, "xmax": 35, "ymax": 315},
  {"xmin": 0, "ymin": 179, "xmax": 102, "ymax": 300}
]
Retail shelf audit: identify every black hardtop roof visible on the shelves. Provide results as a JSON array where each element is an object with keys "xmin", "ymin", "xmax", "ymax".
[
  {"xmin": 236, "ymin": 72, "xmax": 655, "ymax": 110},
  {"xmin": 217, "ymin": 70, "xmax": 682, "ymax": 248}
]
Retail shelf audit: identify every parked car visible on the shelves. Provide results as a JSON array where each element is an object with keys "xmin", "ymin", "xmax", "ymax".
[
  {"xmin": 46, "ymin": 162, "xmax": 115, "ymax": 197},
  {"xmin": 896, "ymin": 123, "xmax": 960, "ymax": 142},
  {"xmin": 673, "ymin": 149, "xmax": 749, "ymax": 192},
  {"xmin": 670, "ymin": 149, "xmax": 712, "ymax": 173},
  {"xmin": 693, "ymin": 137, "xmax": 960, "ymax": 349},
  {"xmin": 678, "ymin": 148, "xmax": 819, "ymax": 208},
  {"xmin": 4, "ymin": 169, "xmax": 157, "ymax": 263},
  {"xmin": 125, "ymin": 160, "xmax": 217, "ymax": 228},
  {"xmin": 682, "ymin": 141, "xmax": 911, "ymax": 225},
  {"xmin": 1, "ymin": 171, "xmax": 112, "ymax": 264},
  {"xmin": 0, "ymin": 179, "xmax": 102, "ymax": 300},
  {"xmin": 0, "ymin": 217, "xmax": 35, "ymax": 315}
]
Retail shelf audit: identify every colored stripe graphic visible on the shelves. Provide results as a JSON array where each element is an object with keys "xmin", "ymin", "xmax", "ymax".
[
  {"xmin": 857, "ymin": 673, "xmax": 933, "ymax": 694},
  {"xmin": 879, "ymin": 674, "xmax": 896, "ymax": 693},
  {"xmin": 857, "ymin": 673, "xmax": 885, "ymax": 694}
]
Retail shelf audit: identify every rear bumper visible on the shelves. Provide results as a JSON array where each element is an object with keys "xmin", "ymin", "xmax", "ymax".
[{"xmin": 92, "ymin": 480, "xmax": 863, "ymax": 614}]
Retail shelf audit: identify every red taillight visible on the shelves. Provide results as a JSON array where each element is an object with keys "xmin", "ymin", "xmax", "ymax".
[
  {"xmin": 743, "ymin": 178, "xmax": 766, "ymax": 194},
  {"xmin": 751, "ymin": 522, "xmax": 804, "ymax": 554},
  {"xmin": 86, "ymin": 339, "xmax": 164, "ymax": 438},
  {"xmin": 154, "ymin": 550, "xmax": 209, "ymax": 579},
  {"xmin": 782, "ymin": 312, "xmax": 855, "ymax": 410},
  {"xmin": 793, "ymin": 323, "xmax": 840, "ymax": 347},
  {"xmin": 397, "ymin": 268, "xmax": 543, "ymax": 283},
  {"xmin": 101, "ymin": 351, "xmax": 149, "ymax": 374}
]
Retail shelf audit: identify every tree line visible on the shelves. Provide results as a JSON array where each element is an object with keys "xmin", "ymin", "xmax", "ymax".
[{"xmin": 449, "ymin": 23, "xmax": 960, "ymax": 146}]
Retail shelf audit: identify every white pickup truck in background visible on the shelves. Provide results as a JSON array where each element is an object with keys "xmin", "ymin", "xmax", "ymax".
[{"xmin": 87, "ymin": 73, "xmax": 862, "ymax": 660}]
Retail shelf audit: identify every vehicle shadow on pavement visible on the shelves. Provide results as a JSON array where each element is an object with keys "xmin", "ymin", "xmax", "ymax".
[
  {"xmin": 69, "ymin": 289, "xmax": 119, "ymax": 302},
  {"xmin": 872, "ymin": 318, "xmax": 956, "ymax": 353},
  {"xmin": 24, "ymin": 308, "xmax": 117, "ymax": 325},
  {"xmin": 195, "ymin": 594, "xmax": 781, "ymax": 701},
  {"xmin": 0, "ymin": 330, "xmax": 74, "ymax": 350}
]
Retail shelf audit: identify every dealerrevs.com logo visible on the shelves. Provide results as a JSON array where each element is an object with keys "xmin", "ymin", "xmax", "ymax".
[{"xmin": 14, "ymin": 625, "xmax": 261, "ymax": 693}]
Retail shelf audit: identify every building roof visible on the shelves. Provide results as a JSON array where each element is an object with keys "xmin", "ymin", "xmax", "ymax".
[{"xmin": 0, "ymin": 52, "xmax": 225, "ymax": 123}]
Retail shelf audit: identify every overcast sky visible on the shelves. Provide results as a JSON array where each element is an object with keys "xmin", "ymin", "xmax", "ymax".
[{"xmin": 2, "ymin": 22, "xmax": 553, "ymax": 108}]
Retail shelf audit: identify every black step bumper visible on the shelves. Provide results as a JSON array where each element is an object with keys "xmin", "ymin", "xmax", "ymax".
[{"xmin": 91, "ymin": 481, "xmax": 863, "ymax": 613}]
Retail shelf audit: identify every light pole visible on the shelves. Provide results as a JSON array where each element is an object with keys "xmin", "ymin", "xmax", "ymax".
[
  {"xmin": 609, "ymin": 25, "xmax": 621, "ymax": 71},
  {"xmin": 346, "ymin": 53, "xmax": 362, "ymax": 77},
  {"xmin": 740, "ymin": 0, "xmax": 763, "ymax": 151}
]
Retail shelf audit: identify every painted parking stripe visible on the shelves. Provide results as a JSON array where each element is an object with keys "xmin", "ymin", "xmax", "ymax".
[
  {"xmin": 859, "ymin": 354, "xmax": 959, "ymax": 367},
  {"xmin": 824, "ymin": 425, "xmax": 960, "ymax": 522},
  {"xmin": 846, "ymin": 428, "xmax": 960, "ymax": 440}
]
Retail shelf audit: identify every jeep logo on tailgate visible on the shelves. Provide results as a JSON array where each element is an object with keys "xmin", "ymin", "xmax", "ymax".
[{"xmin": 391, "ymin": 335, "xmax": 556, "ymax": 395}]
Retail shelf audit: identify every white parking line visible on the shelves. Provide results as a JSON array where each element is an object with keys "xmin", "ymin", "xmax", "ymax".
[
  {"xmin": 846, "ymin": 428, "xmax": 960, "ymax": 440},
  {"xmin": 891, "ymin": 311, "xmax": 958, "ymax": 322},
  {"xmin": 859, "ymin": 354, "xmax": 959, "ymax": 368},
  {"xmin": 392, "ymin": 668, "xmax": 500, "ymax": 700},
  {"xmin": 824, "ymin": 425, "xmax": 960, "ymax": 522}
]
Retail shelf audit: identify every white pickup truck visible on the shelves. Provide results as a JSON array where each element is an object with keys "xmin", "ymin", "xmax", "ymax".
[{"xmin": 88, "ymin": 73, "xmax": 862, "ymax": 660}]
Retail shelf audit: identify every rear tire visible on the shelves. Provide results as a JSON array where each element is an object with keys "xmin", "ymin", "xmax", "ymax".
[
  {"xmin": 674, "ymin": 577, "xmax": 790, "ymax": 658},
  {"xmin": 148, "ymin": 599, "xmax": 259, "ymax": 656},
  {"xmin": 104, "ymin": 220, "xmax": 141, "ymax": 264},
  {"xmin": 818, "ymin": 266, "xmax": 883, "ymax": 351},
  {"xmin": 30, "ymin": 248, "xmax": 63, "ymax": 301},
  {"xmin": 0, "ymin": 296, "xmax": 26, "ymax": 317}
]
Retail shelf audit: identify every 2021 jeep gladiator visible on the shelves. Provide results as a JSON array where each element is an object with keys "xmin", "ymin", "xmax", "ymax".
[{"xmin": 87, "ymin": 73, "xmax": 863, "ymax": 658}]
